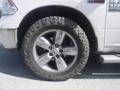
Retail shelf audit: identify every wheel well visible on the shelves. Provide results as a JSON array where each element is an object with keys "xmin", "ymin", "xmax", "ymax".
[{"xmin": 17, "ymin": 6, "xmax": 98, "ymax": 54}]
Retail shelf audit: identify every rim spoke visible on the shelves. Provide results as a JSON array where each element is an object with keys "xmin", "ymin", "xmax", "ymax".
[
  {"xmin": 55, "ymin": 30, "xmax": 66, "ymax": 45},
  {"xmin": 62, "ymin": 47, "xmax": 77, "ymax": 56},
  {"xmin": 37, "ymin": 52, "xmax": 51, "ymax": 66},
  {"xmin": 34, "ymin": 29, "xmax": 78, "ymax": 72},
  {"xmin": 55, "ymin": 57, "xmax": 67, "ymax": 71},
  {"xmin": 36, "ymin": 37, "xmax": 51, "ymax": 50}
]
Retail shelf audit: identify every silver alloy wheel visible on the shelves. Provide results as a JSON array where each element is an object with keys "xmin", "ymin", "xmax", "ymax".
[{"xmin": 33, "ymin": 29, "xmax": 78, "ymax": 73}]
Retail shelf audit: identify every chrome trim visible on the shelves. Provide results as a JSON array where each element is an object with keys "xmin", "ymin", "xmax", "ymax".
[{"xmin": 100, "ymin": 55, "xmax": 120, "ymax": 63}]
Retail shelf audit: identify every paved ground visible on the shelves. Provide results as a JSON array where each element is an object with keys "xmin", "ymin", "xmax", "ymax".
[{"xmin": 0, "ymin": 46, "xmax": 120, "ymax": 90}]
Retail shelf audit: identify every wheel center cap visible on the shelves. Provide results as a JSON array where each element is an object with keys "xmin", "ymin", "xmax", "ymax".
[{"xmin": 53, "ymin": 48, "xmax": 60, "ymax": 55}]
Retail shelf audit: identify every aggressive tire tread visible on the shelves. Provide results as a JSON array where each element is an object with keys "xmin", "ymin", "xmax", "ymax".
[{"xmin": 22, "ymin": 16, "xmax": 89, "ymax": 81}]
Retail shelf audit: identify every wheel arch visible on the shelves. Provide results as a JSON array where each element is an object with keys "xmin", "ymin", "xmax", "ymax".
[{"xmin": 17, "ymin": 5, "xmax": 98, "ymax": 54}]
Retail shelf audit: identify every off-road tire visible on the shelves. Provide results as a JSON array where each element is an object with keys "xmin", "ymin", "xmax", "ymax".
[{"xmin": 22, "ymin": 16, "xmax": 89, "ymax": 81}]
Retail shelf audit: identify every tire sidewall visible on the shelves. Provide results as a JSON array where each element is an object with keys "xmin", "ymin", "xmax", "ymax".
[{"xmin": 23, "ymin": 16, "xmax": 89, "ymax": 80}]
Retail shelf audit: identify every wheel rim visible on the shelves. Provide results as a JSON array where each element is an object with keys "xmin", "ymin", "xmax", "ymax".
[{"xmin": 33, "ymin": 29, "xmax": 78, "ymax": 73}]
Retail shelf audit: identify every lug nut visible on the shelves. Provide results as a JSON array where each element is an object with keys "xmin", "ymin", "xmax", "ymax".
[
  {"xmin": 49, "ymin": 53, "xmax": 53, "ymax": 56},
  {"xmin": 55, "ymin": 44, "xmax": 59, "ymax": 48},
  {"xmin": 49, "ymin": 46, "xmax": 52, "ymax": 50},
  {"xmin": 56, "ymin": 55, "xmax": 60, "ymax": 58},
  {"xmin": 59, "ymin": 49, "xmax": 63, "ymax": 53}
]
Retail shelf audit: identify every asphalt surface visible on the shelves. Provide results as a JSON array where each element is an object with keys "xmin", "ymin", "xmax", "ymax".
[{"xmin": 0, "ymin": 46, "xmax": 120, "ymax": 90}]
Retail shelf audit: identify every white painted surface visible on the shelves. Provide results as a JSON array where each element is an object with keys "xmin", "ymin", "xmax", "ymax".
[
  {"xmin": 0, "ymin": 0, "xmax": 107, "ymax": 51},
  {"xmin": 1, "ymin": 0, "xmax": 120, "ymax": 52},
  {"xmin": 0, "ymin": 29, "xmax": 17, "ymax": 48},
  {"xmin": 105, "ymin": 0, "xmax": 120, "ymax": 51}
]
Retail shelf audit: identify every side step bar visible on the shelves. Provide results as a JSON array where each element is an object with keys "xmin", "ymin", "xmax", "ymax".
[{"xmin": 100, "ymin": 55, "xmax": 120, "ymax": 63}]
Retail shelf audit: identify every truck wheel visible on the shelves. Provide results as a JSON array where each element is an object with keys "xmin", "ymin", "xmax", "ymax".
[{"xmin": 22, "ymin": 16, "xmax": 89, "ymax": 81}]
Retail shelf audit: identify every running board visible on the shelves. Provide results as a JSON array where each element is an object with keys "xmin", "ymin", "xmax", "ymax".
[{"xmin": 100, "ymin": 55, "xmax": 120, "ymax": 63}]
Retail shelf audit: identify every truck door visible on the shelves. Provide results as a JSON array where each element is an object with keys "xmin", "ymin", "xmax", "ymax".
[{"xmin": 105, "ymin": 0, "xmax": 120, "ymax": 52}]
